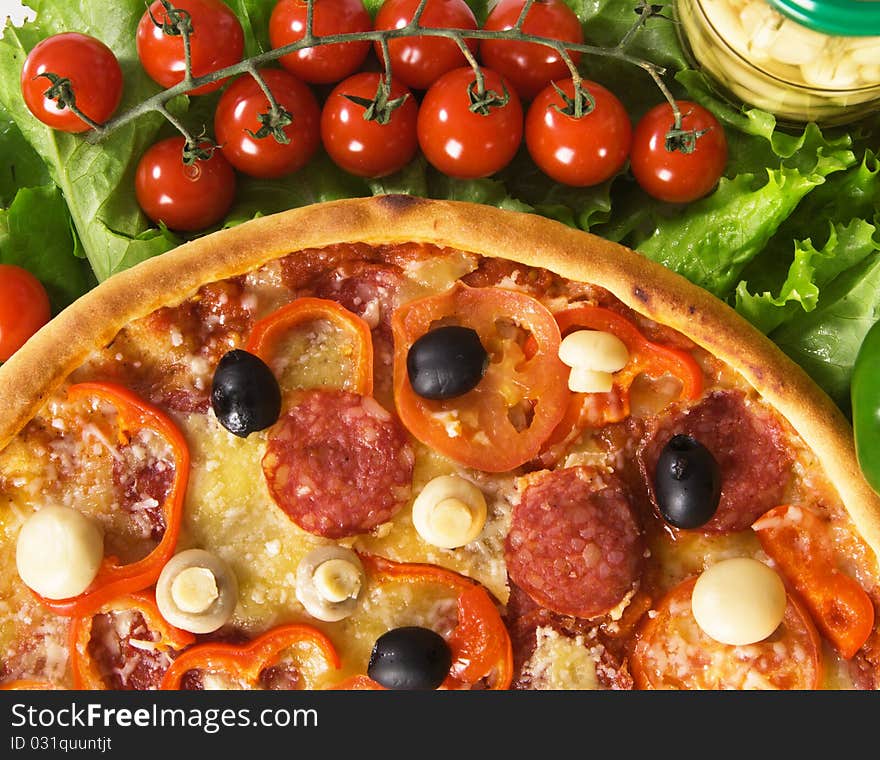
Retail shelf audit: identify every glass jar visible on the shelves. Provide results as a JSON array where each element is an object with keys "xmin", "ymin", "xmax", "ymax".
[{"xmin": 675, "ymin": 0, "xmax": 880, "ymax": 125}]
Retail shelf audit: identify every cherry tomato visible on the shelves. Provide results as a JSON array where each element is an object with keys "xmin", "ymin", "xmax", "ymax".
[
  {"xmin": 214, "ymin": 69, "xmax": 320, "ymax": 179},
  {"xmin": 392, "ymin": 282, "xmax": 568, "ymax": 472},
  {"xmin": 630, "ymin": 100, "xmax": 728, "ymax": 203},
  {"xmin": 0, "ymin": 265, "xmax": 51, "ymax": 362},
  {"xmin": 321, "ymin": 73, "xmax": 418, "ymax": 178},
  {"xmin": 525, "ymin": 78, "xmax": 631, "ymax": 187},
  {"xmin": 135, "ymin": 137, "xmax": 236, "ymax": 232},
  {"xmin": 417, "ymin": 67, "xmax": 523, "ymax": 179},
  {"xmin": 20, "ymin": 33, "xmax": 123, "ymax": 133},
  {"xmin": 480, "ymin": 0, "xmax": 583, "ymax": 101},
  {"xmin": 136, "ymin": 0, "xmax": 244, "ymax": 95},
  {"xmin": 270, "ymin": 0, "xmax": 372, "ymax": 85},
  {"xmin": 631, "ymin": 577, "xmax": 822, "ymax": 689},
  {"xmin": 374, "ymin": 0, "xmax": 478, "ymax": 90}
]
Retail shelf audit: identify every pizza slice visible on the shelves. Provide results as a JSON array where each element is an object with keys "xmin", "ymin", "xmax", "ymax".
[{"xmin": 1, "ymin": 196, "xmax": 878, "ymax": 690}]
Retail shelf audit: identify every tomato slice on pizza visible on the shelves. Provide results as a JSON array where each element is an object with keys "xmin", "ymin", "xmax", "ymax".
[{"xmin": 392, "ymin": 282, "xmax": 569, "ymax": 472}]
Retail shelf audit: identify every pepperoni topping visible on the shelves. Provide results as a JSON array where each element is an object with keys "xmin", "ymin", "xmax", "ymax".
[
  {"xmin": 631, "ymin": 577, "xmax": 822, "ymax": 689},
  {"xmin": 87, "ymin": 609, "xmax": 177, "ymax": 690},
  {"xmin": 639, "ymin": 390, "xmax": 793, "ymax": 534},
  {"xmin": 262, "ymin": 390, "xmax": 414, "ymax": 538},
  {"xmin": 505, "ymin": 467, "xmax": 642, "ymax": 620},
  {"xmin": 313, "ymin": 261, "xmax": 402, "ymax": 330},
  {"xmin": 112, "ymin": 437, "xmax": 173, "ymax": 543}
]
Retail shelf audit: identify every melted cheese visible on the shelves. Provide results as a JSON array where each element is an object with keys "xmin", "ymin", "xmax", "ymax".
[
  {"xmin": 522, "ymin": 627, "xmax": 600, "ymax": 690},
  {"xmin": 268, "ymin": 320, "xmax": 361, "ymax": 393}
]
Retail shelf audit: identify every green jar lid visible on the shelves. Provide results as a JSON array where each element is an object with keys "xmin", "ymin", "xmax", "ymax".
[{"xmin": 767, "ymin": 0, "xmax": 880, "ymax": 36}]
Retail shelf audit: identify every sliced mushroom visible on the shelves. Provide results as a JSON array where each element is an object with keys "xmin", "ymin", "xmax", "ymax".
[
  {"xmin": 412, "ymin": 475, "xmax": 487, "ymax": 549},
  {"xmin": 296, "ymin": 546, "xmax": 364, "ymax": 622},
  {"xmin": 156, "ymin": 549, "xmax": 238, "ymax": 634}
]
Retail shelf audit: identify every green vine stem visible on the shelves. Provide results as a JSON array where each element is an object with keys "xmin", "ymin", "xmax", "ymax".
[{"xmin": 76, "ymin": 0, "xmax": 684, "ymax": 147}]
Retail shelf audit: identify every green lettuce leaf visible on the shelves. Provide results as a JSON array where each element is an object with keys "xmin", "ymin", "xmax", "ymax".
[
  {"xmin": 427, "ymin": 170, "xmax": 533, "ymax": 213},
  {"xmin": 0, "ymin": 103, "xmax": 49, "ymax": 207},
  {"xmin": 771, "ymin": 248, "xmax": 880, "ymax": 414},
  {"xmin": 222, "ymin": 153, "xmax": 370, "ymax": 228},
  {"xmin": 0, "ymin": 185, "xmax": 93, "ymax": 310},
  {"xmin": 0, "ymin": 1, "xmax": 181, "ymax": 281},
  {"xmin": 736, "ymin": 219, "xmax": 880, "ymax": 334},
  {"xmin": 228, "ymin": 0, "xmax": 273, "ymax": 56},
  {"xmin": 634, "ymin": 122, "xmax": 855, "ymax": 297}
]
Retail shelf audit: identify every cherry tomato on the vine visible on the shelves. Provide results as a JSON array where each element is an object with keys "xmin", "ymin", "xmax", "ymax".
[
  {"xmin": 20, "ymin": 33, "xmax": 123, "ymax": 133},
  {"xmin": 0, "ymin": 265, "xmax": 51, "ymax": 362},
  {"xmin": 630, "ymin": 100, "xmax": 728, "ymax": 203},
  {"xmin": 480, "ymin": 0, "xmax": 583, "ymax": 101},
  {"xmin": 525, "ymin": 78, "xmax": 631, "ymax": 187},
  {"xmin": 374, "ymin": 0, "xmax": 478, "ymax": 90},
  {"xmin": 321, "ymin": 73, "xmax": 418, "ymax": 178},
  {"xmin": 214, "ymin": 69, "xmax": 320, "ymax": 178},
  {"xmin": 270, "ymin": 0, "xmax": 372, "ymax": 85},
  {"xmin": 417, "ymin": 67, "xmax": 523, "ymax": 179},
  {"xmin": 135, "ymin": 137, "xmax": 236, "ymax": 232},
  {"xmin": 136, "ymin": 0, "xmax": 244, "ymax": 95}
]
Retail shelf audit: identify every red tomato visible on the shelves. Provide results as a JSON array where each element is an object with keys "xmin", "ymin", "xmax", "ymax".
[
  {"xmin": 214, "ymin": 69, "xmax": 320, "ymax": 178},
  {"xmin": 20, "ymin": 33, "xmax": 123, "ymax": 133},
  {"xmin": 321, "ymin": 73, "xmax": 418, "ymax": 178},
  {"xmin": 374, "ymin": 0, "xmax": 478, "ymax": 90},
  {"xmin": 392, "ymin": 282, "xmax": 568, "ymax": 472},
  {"xmin": 136, "ymin": 0, "xmax": 244, "ymax": 95},
  {"xmin": 525, "ymin": 78, "xmax": 631, "ymax": 187},
  {"xmin": 417, "ymin": 67, "xmax": 523, "ymax": 179},
  {"xmin": 135, "ymin": 137, "xmax": 236, "ymax": 232},
  {"xmin": 630, "ymin": 100, "xmax": 728, "ymax": 203},
  {"xmin": 0, "ymin": 266, "xmax": 51, "ymax": 362},
  {"xmin": 270, "ymin": 0, "xmax": 372, "ymax": 84},
  {"xmin": 480, "ymin": 0, "xmax": 583, "ymax": 101},
  {"xmin": 631, "ymin": 577, "xmax": 822, "ymax": 689}
]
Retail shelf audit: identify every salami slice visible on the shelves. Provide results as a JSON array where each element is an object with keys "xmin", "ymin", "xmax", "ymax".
[
  {"xmin": 262, "ymin": 389, "xmax": 414, "ymax": 538},
  {"xmin": 505, "ymin": 467, "xmax": 642, "ymax": 620},
  {"xmin": 313, "ymin": 261, "xmax": 403, "ymax": 333},
  {"xmin": 87, "ymin": 609, "xmax": 176, "ymax": 690},
  {"xmin": 639, "ymin": 390, "xmax": 793, "ymax": 534}
]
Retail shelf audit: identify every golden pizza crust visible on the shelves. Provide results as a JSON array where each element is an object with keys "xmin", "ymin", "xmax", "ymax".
[{"xmin": 1, "ymin": 196, "xmax": 878, "ymax": 558}]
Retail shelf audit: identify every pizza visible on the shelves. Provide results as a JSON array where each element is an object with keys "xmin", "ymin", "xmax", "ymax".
[{"xmin": 1, "ymin": 196, "xmax": 879, "ymax": 691}]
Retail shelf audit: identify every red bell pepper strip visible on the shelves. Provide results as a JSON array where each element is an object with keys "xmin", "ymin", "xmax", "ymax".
[
  {"xmin": 161, "ymin": 623, "xmax": 341, "ymax": 690},
  {"xmin": 37, "ymin": 382, "xmax": 190, "ymax": 617},
  {"xmin": 360, "ymin": 554, "xmax": 513, "ymax": 690},
  {"xmin": 69, "ymin": 591, "xmax": 195, "ymax": 690},
  {"xmin": 536, "ymin": 305, "xmax": 703, "ymax": 465},
  {"xmin": 245, "ymin": 297, "xmax": 374, "ymax": 396},
  {"xmin": 753, "ymin": 505, "xmax": 875, "ymax": 659}
]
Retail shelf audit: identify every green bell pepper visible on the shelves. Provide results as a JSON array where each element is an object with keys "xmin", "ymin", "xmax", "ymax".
[{"xmin": 852, "ymin": 318, "xmax": 880, "ymax": 494}]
